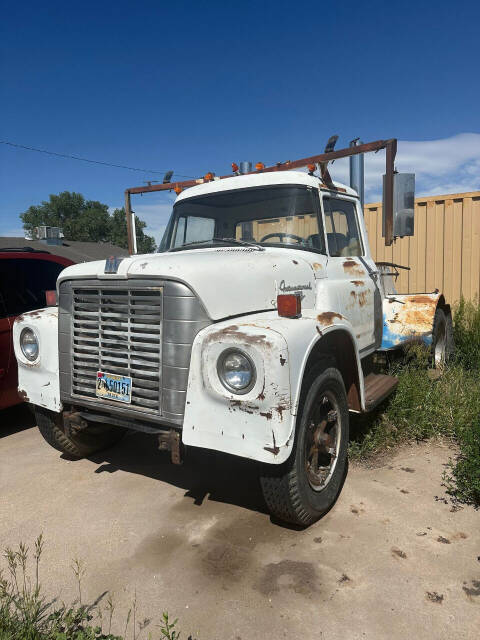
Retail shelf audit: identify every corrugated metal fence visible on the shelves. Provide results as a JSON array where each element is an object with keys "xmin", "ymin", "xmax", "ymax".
[{"xmin": 364, "ymin": 191, "xmax": 480, "ymax": 304}]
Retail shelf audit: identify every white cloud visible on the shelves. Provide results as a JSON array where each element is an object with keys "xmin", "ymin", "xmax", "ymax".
[{"xmin": 329, "ymin": 133, "xmax": 480, "ymax": 203}]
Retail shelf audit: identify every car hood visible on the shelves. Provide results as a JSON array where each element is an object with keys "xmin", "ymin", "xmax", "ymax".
[{"xmin": 58, "ymin": 247, "xmax": 326, "ymax": 320}]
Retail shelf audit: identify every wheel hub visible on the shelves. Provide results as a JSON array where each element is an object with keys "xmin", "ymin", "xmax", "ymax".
[{"xmin": 305, "ymin": 395, "xmax": 340, "ymax": 490}]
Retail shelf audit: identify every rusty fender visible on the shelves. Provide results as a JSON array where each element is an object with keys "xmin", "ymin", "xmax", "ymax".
[
  {"xmin": 13, "ymin": 308, "xmax": 62, "ymax": 412},
  {"xmin": 380, "ymin": 292, "xmax": 442, "ymax": 350},
  {"xmin": 182, "ymin": 311, "xmax": 364, "ymax": 463}
]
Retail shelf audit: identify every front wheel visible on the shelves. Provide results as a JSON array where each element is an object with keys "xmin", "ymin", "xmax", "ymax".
[
  {"xmin": 260, "ymin": 365, "xmax": 349, "ymax": 527},
  {"xmin": 35, "ymin": 407, "xmax": 125, "ymax": 459}
]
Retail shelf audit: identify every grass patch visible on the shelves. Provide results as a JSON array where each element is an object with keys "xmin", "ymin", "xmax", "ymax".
[
  {"xmin": 349, "ymin": 299, "xmax": 480, "ymax": 507},
  {"xmin": 0, "ymin": 536, "xmax": 181, "ymax": 640}
]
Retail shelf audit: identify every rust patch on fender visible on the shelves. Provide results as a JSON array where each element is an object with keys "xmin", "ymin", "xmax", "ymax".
[
  {"xmin": 18, "ymin": 389, "xmax": 29, "ymax": 402},
  {"xmin": 317, "ymin": 312, "xmax": 343, "ymax": 325},
  {"xmin": 260, "ymin": 410, "xmax": 273, "ymax": 420},
  {"xmin": 350, "ymin": 280, "xmax": 363, "ymax": 287},
  {"xmin": 386, "ymin": 294, "xmax": 438, "ymax": 336},
  {"xmin": 343, "ymin": 260, "xmax": 365, "ymax": 276},
  {"xmin": 207, "ymin": 325, "xmax": 272, "ymax": 347},
  {"xmin": 312, "ymin": 262, "xmax": 323, "ymax": 271},
  {"xmin": 406, "ymin": 295, "xmax": 437, "ymax": 306},
  {"xmin": 264, "ymin": 431, "xmax": 280, "ymax": 455}
]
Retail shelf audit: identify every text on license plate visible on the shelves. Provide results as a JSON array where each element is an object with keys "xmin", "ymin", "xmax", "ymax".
[{"xmin": 96, "ymin": 371, "xmax": 132, "ymax": 403}]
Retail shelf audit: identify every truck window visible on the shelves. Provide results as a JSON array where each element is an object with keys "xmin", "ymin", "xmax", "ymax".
[
  {"xmin": 0, "ymin": 258, "xmax": 66, "ymax": 317},
  {"xmin": 173, "ymin": 216, "xmax": 215, "ymax": 248},
  {"xmin": 323, "ymin": 198, "xmax": 363, "ymax": 257}
]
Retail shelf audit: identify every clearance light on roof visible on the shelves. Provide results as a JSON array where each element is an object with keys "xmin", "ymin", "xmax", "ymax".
[
  {"xmin": 232, "ymin": 162, "xmax": 239, "ymax": 173},
  {"xmin": 174, "ymin": 185, "xmax": 182, "ymax": 195},
  {"xmin": 255, "ymin": 162, "xmax": 265, "ymax": 171},
  {"xmin": 307, "ymin": 163, "xmax": 316, "ymax": 175},
  {"xmin": 277, "ymin": 293, "xmax": 302, "ymax": 318},
  {"xmin": 204, "ymin": 172, "xmax": 214, "ymax": 181}
]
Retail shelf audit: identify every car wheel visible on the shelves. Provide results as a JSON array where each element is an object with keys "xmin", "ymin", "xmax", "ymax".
[
  {"xmin": 35, "ymin": 406, "xmax": 125, "ymax": 459},
  {"xmin": 260, "ymin": 364, "xmax": 349, "ymax": 527}
]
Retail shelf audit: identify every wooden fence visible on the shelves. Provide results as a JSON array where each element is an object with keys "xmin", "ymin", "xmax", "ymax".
[{"xmin": 364, "ymin": 191, "xmax": 480, "ymax": 304}]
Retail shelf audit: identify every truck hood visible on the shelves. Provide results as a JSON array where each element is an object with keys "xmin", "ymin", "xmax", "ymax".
[{"xmin": 58, "ymin": 247, "xmax": 325, "ymax": 320}]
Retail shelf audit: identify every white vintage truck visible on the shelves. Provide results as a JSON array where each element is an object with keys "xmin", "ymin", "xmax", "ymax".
[{"xmin": 13, "ymin": 139, "xmax": 453, "ymax": 526}]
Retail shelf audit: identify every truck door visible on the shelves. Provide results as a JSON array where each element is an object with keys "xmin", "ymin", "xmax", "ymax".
[{"xmin": 322, "ymin": 196, "xmax": 381, "ymax": 355}]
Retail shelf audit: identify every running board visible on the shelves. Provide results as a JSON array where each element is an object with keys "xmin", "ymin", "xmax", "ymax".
[{"xmin": 364, "ymin": 373, "xmax": 398, "ymax": 411}]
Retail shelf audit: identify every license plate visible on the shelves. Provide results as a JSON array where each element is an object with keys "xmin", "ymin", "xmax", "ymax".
[{"xmin": 96, "ymin": 371, "xmax": 132, "ymax": 403}]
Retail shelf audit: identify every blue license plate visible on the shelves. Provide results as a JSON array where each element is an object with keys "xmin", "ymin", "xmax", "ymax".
[{"xmin": 96, "ymin": 371, "xmax": 132, "ymax": 403}]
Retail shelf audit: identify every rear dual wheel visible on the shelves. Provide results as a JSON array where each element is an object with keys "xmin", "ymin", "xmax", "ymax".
[
  {"xmin": 260, "ymin": 364, "xmax": 349, "ymax": 527},
  {"xmin": 431, "ymin": 306, "xmax": 454, "ymax": 367},
  {"xmin": 35, "ymin": 407, "xmax": 124, "ymax": 459}
]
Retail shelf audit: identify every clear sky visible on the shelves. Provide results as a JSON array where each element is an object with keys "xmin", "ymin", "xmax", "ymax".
[{"xmin": 1, "ymin": 0, "xmax": 479, "ymax": 243}]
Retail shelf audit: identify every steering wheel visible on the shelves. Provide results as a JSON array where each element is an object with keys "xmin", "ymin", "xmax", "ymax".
[{"xmin": 260, "ymin": 232, "xmax": 305, "ymax": 244}]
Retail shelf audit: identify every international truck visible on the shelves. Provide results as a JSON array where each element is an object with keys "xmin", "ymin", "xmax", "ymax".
[{"xmin": 13, "ymin": 138, "xmax": 453, "ymax": 526}]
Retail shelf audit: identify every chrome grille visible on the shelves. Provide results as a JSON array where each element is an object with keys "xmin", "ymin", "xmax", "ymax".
[{"xmin": 72, "ymin": 287, "xmax": 162, "ymax": 414}]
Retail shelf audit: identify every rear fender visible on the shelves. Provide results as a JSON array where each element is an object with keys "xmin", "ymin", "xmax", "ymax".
[{"xmin": 381, "ymin": 292, "xmax": 443, "ymax": 350}]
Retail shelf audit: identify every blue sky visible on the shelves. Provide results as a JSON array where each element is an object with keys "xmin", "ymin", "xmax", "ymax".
[{"xmin": 1, "ymin": 0, "xmax": 479, "ymax": 243}]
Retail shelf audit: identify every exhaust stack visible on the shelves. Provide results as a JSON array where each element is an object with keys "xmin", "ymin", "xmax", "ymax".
[{"xmin": 349, "ymin": 138, "xmax": 365, "ymax": 207}]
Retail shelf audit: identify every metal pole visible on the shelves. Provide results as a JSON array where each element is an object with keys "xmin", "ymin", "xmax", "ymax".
[
  {"xmin": 349, "ymin": 139, "xmax": 364, "ymax": 207},
  {"xmin": 125, "ymin": 190, "xmax": 134, "ymax": 255}
]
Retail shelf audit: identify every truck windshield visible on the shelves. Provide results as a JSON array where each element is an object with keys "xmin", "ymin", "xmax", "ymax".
[{"xmin": 158, "ymin": 185, "xmax": 325, "ymax": 253}]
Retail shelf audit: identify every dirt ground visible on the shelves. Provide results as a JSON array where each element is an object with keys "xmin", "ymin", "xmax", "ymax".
[{"xmin": 1, "ymin": 404, "xmax": 479, "ymax": 639}]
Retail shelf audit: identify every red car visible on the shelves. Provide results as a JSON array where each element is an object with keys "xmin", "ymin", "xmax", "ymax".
[{"xmin": 0, "ymin": 248, "xmax": 73, "ymax": 409}]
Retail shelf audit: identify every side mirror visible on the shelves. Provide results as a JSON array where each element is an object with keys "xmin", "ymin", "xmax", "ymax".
[{"xmin": 382, "ymin": 173, "xmax": 415, "ymax": 238}]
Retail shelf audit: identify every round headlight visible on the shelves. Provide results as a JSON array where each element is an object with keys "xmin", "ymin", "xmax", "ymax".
[
  {"xmin": 20, "ymin": 328, "xmax": 39, "ymax": 361},
  {"xmin": 217, "ymin": 349, "xmax": 256, "ymax": 394}
]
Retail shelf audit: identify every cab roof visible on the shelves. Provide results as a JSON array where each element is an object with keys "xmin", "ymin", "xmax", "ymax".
[{"xmin": 175, "ymin": 170, "xmax": 358, "ymax": 203}]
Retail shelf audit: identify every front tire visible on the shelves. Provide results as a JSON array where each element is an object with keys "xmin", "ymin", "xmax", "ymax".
[
  {"xmin": 260, "ymin": 365, "xmax": 349, "ymax": 527},
  {"xmin": 35, "ymin": 407, "xmax": 125, "ymax": 459}
]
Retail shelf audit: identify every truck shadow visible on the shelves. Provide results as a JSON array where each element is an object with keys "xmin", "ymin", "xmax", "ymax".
[
  {"xmin": 88, "ymin": 430, "xmax": 270, "ymax": 517},
  {"xmin": 0, "ymin": 404, "xmax": 36, "ymax": 438}
]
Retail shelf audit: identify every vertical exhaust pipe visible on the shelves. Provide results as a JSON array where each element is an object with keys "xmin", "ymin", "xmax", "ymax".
[{"xmin": 349, "ymin": 138, "xmax": 365, "ymax": 208}]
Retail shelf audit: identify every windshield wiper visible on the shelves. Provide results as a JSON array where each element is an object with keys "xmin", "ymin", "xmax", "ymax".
[
  {"xmin": 212, "ymin": 237, "xmax": 265, "ymax": 251},
  {"xmin": 170, "ymin": 237, "xmax": 265, "ymax": 251}
]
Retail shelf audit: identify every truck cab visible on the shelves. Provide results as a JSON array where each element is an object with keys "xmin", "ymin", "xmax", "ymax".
[{"xmin": 13, "ymin": 144, "xmax": 452, "ymax": 527}]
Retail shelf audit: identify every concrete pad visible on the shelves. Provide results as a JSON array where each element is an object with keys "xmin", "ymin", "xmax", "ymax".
[{"xmin": 0, "ymin": 405, "xmax": 479, "ymax": 639}]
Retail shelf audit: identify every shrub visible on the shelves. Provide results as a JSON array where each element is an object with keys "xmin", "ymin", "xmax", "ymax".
[
  {"xmin": 453, "ymin": 297, "xmax": 480, "ymax": 371},
  {"xmin": 0, "ymin": 537, "xmax": 180, "ymax": 640},
  {"xmin": 349, "ymin": 340, "xmax": 480, "ymax": 507}
]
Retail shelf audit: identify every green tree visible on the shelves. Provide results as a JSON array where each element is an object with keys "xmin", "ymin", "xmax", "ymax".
[
  {"xmin": 109, "ymin": 207, "xmax": 156, "ymax": 254},
  {"xmin": 20, "ymin": 191, "xmax": 156, "ymax": 252}
]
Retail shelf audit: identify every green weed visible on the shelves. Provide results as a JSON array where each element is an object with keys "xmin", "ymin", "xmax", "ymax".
[
  {"xmin": 0, "ymin": 538, "xmax": 180, "ymax": 640},
  {"xmin": 349, "ymin": 300, "xmax": 480, "ymax": 507}
]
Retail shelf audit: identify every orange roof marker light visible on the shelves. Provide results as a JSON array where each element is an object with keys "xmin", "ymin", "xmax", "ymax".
[
  {"xmin": 232, "ymin": 162, "xmax": 239, "ymax": 173},
  {"xmin": 255, "ymin": 162, "xmax": 265, "ymax": 171},
  {"xmin": 174, "ymin": 185, "xmax": 182, "ymax": 195},
  {"xmin": 307, "ymin": 163, "xmax": 316, "ymax": 175},
  {"xmin": 204, "ymin": 172, "xmax": 214, "ymax": 182}
]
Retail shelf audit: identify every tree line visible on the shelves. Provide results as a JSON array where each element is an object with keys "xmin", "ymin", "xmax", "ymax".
[{"xmin": 20, "ymin": 191, "xmax": 156, "ymax": 253}]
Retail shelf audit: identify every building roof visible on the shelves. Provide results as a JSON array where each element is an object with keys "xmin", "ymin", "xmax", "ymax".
[{"xmin": 0, "ymin": 237, "xmax": 130, "ymax": 263}]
